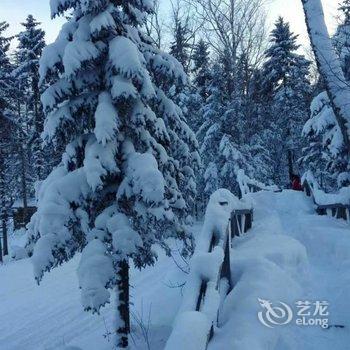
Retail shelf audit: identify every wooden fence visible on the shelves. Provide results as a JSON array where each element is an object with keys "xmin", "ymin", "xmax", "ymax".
[{"xmin": 303, "ymin": 177, "xmax": 350, "ymax": 223}]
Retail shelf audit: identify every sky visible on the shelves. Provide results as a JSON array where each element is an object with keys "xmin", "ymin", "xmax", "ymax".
[{"xmin": 0, "ymin": 0, "xmax": 339, "ymax": 48}]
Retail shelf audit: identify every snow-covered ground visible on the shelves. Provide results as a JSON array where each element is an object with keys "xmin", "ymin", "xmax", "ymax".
[
  {"xmin": 1, "ymin": 190, "xmax": 349, "ymax": 350},
  {"xmin": 0, "ymin": 224, "xmax": 202, "ymax": 350}
]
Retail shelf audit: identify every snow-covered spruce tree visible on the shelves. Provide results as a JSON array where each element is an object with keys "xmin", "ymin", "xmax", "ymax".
[
  {"xmin": 9, "ymin": 45, "xmax": 35, "ymax": 213},
  {"xmin": 0, "ymin": 116, "xmax": 15, "ymax": 259},
  {"xmin": 340, "ymin": 0, "xmax": 350, "ymax": 18},
  {"xmin": 301, "ymin": 0, "xmax": 350, "ymax": 158},
  {"xmin": 27, "ymin": 1, "xmax": 199, "ymax": 347},
  {"xmin": 183, "ymin": 39, "xmax": 211, "ymax": 134},
  {"xmin": 168, "ymin": 82, "xmax": 200, "ymax": 219},
  {"xmin": 0, "ymin": 21, "xmax": 13, "ymax": 121},
  {"xmin": 0, "ymin": 22, "xmax": 15, "ymax": 258},
  {"xmin": 301, "ymin": 1, "xmax": 350, "ymax": 187},
  {"xmin": 14, "ymin": 15, "xmax": 46, "ymax": 181},
  {"xmin": 169, "ymin": 12, "xmax": 191, "ymax": 74},
  {"xmin": 334, "ymin": 0, "xmax": 350, "ymax": 80},
  {"xmin": 301, "ymin": 92, "xmax": 347, "ymax": 189},
  {"xmin": 197, "ymin": 62, "xmax": 254, "ymax": 199},
  {"xmin": 192, "ymin": 39, "xmax": 211, "ymax": 100},
  {"xmin": 262, "ymin": 17, "xmax": 311, "ymax": 184}
]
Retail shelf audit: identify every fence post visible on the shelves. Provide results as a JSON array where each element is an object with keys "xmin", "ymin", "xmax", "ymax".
[
  {"xmin": 230, "ymin": 212, "xmax": 238, "ymax": 242},
  {"xmin": 244, "ymin": 212, "xmax": 253, "ymax": 232},
  {"xmin": 220, "ymin": 232, "xmax": 232, "ymax": 290}
]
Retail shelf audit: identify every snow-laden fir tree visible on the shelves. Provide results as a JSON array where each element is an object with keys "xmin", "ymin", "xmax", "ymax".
[
  {"xmin": 192, "ymin": 39, "xmax": 211, "ymax": 100},
  {"xmin": 301, "ymin": 91, "xmax": 347, "ymax": 189},
  {"xmin": 301, "ymin": 0, "xmax": 350, "ymax": 163},
  {"xmin": 0, "ymin": 116, "xmax": 15, "ymax": 261},
  {"xmin": 169, "ymin": 14, "xmax": 191, "ymax": 74},
  {"xmin": 27, "ymin": 1, "xmax": 199, "ymax": 347},
  {"xmin": 262, "ymin": 17, "xmax": 310, "ymax": 185},
  {"xmin": 0, "ymin": 21, "xmax": 12, "ymax": 122},
  {"xmin": 340, "ymin": 0, "xmax": 350, "ymax": 18},
  {"xmin": 334, "ymin": 0, "xmax": 350, "ymax": 80},
  {"xmin": 197, "ymin": 62, "xmax": 254, "ymax": 199},
  {"xmin": 183, "ymin": 39, "xmax": 211, "ymax": 134},
  {"xmin": 14, "ymin": 15, "xmax": 46, "ymax": 181},
  {"xmin": 0, "ymin": 22, "xmax": 14, "ymax": 260},
  {"xmin": 302, "ymin": 2, "xmax": 350, "ymax": 188}
]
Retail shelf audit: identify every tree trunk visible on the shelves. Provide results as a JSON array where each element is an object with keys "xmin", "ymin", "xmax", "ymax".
[
  {"xmin": 2, "ymin": 212, "xmax": 8, "ymax": 256},
  {"xmin": 33, "ymin": 74, "xmax": 43, "ymax": 181},
  {"xmin": 301, "ymin": 0, "xmax": 350, "ymax": 155},
  {"xmin": 0, "ymin": 225, "xmax": 2, "ymax": 263},
  {"xmin": 288, "ymin": 149, "xmax": 294, "ymax": 181},
  {"xmin": 116, "ymin": 259, "xmax": 130, "ymax": 348},
  {"xmin": 20, "ymin": 144, "xmax": 28, "ymax": 213}
]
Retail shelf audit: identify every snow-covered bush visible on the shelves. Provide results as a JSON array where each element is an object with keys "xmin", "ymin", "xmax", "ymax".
[{"xmin": 10, "ymin": 246, "xmax": 28, "ymax": 261}]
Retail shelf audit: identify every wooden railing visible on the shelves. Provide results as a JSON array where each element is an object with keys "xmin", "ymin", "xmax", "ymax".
[
  {"xmin": 303, "ymin": 173, "xmax": 350, "ymax": 223},
  {"xmin": 195, "ymin": 207, "xmax": 254, "ymax": 345},
  {"xmin": 165, "ymin": 193, "xmax": 254, "ymax": 350},
  {"xmin": 230, "ymin": 209, "xmax": 253, "ymax": 241},
  {"xmin": 237, "ymin": 169, "xmax": 280, "ymax": 199}
]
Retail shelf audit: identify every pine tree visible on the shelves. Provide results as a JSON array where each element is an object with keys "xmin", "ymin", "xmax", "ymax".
[
  {"xmin": 197, "ymin": 62, "xmax": 253, "ymax": 198},
  {"xmin": 302, "ymin": 2, "xmax": 350, "ymax": 188},
  {"xmin": 301, "ymin": 0, "xmax": 350, "ymax": 163},
  {"xmin": 339, "ymin": 0, "xmax": 350, "ymax": 22},
  {"xmin": 0, "ymin": 22, "xmax": 12, "ymax": 120},
  {"xmin": 334, "ymin": 0, "xmax": 350, "ymax": 80},
  {"xmin": 14, "ymin": 15, "xmax": 46, "ymax": 181},
  {"xmin": 27, "ymin": 1, "xmax": 199, "ymax": 347},
  {"xmin": 0, "ymin": 22, "xmax": 14, "ymax": 259},
  {"xmin": 197, "ymin": 63, "xmax": 226, "ymax": 198},
  {"xmin": 301, "ymin": 92, "xmax": 345, "ymax": 189},
  {"xmin": 0, "ymin": 117, "xmax": 15, "ymax": 260},
  {"xmin": 192, "ymin": 40, "xmax": 211, "ymax": 100},
  {"xmin": 262, "ymin": 17, "xmax": 310, "ymax": 185},
  {"xmin": 169, "ymin": 17, "xmax": 191, "ymax": 73},
  {"xmin": 176, "ymin": 40, "xmax": 210, "ymax": 135}
]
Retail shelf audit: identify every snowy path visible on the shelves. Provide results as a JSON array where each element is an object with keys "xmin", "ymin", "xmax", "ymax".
[
  {"xmin": 209, "ymin": 190, "xmax": 350, "ymax": 350},
  {"xmin": 273, "ymin": 191, "xmax": 350, "ymax": 349}
]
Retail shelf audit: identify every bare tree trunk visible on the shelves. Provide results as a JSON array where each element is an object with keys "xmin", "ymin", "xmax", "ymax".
[
  {"xmin": 0, "ymin": 149, "xmax": 8, "ymax": 258},
  {"xmin": 33, "ymin": 74, "xmax": 43, "ymax": 181},
  {"xmin": 20, "ymin": 144, "xmax": 28, "ymax": 211},
  {"xmin": 15, "ymin": 99, "xmax": 29, "ymax": 214},
  {"xmin": 116, "ymin": 259, "xmax": 130, "ymax": 348},
  {"xmin": 2, "ymin": 212, "xmax": 8, "ymax": 256},
  {"xmin": 301, "ymin": 0, "xmax": 350, "ymax": 154},
  {"xmin": 288, "ymin": 150, "xmax": 294, "ymax": 181},
  {"xmin": 0, "ymin": 229, "xmax": 2, "ymax": 264}
]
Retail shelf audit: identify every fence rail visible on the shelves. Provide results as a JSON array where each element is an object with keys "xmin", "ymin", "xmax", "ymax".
[
  {"xmin": 194, "ymin": 206, "xmax": 254, "ymax": 347},
  {"xmin": 165, "ymin": 190, "xmax": 254, "ymax": 350},
  {"xmin": 303, "ymin": 173, "xmax": 350, "ymax": 223},
  {"xmin": 231, "ymin": 209, "xmax": 253, "ymax": 241},
  {"xmin": 237, "ymin": 169, "xmax": 280, "ymax": 198}
]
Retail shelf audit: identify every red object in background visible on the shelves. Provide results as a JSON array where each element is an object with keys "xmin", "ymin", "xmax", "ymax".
[{"xmin": 292, "ymin": 177, "xmax": 303, "ymax": 191}]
